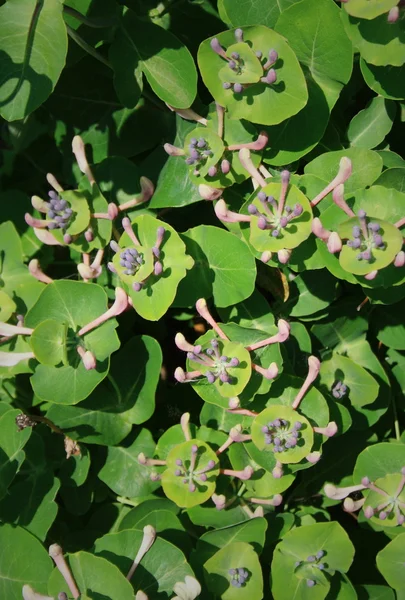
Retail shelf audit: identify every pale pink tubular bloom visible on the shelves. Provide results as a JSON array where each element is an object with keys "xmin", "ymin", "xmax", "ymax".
[
  {"xmin": 135, "ymin": 591, "xmax": 149, "ymax": 600},
  {"xmin": 306, "ymin": 451, "xmax": 321, "ymax": 464},
  {"xmin": 272, "ymin": 462, "xmax": 283, "ymax": 479},
  {"xmin": 212, "ymin": 493, "xmax": 226, "ymax": 510},
  {"xmin": 344, "ymin": 497, "xmax": 365, "ymax": 513},
  {"xmin": 311, "ymin": 157, "xmax": 352, "ymax": 207},
  {"xmin": 227, "ymin": 131, "xmax": 269, "ymax": 151},
  {"xmin": 46, "ymin": 172, "xmax": 64, "ymax": 193},
  {"xmin": 324, "ymin": 482, "xmax": 366, "ymax": 500},
  {"xmin": 313, "ymin": 422, "xmax": 338, "ymax": 437},
  {"xmin": 25, "ymin": 213, "xmax": 51, "ymax": 229},
  {"xmin": 175, "ymin": 332, "xmax": 196, "ymax": 353},
  {"xmin": 217, "ymin": 425, "xmax": 251, "ymax": 454},
  {"xmin": 22, "ymin": 585, "xmax": 53, "ymax": 600},
  {"xmin": 214, "ymin": 199, "xmax": 251, "ymax": 223},
  {"xmin": 164, "ymin": 143, "xmax": 185, "ymax": 157},
  {"xmin": 246, "ymin": 319, "xmax": 290, "ymax": 351},
  {"xmin": 174, "ymin": 366, "xmax": 202, "ymax": 382},
  {"xmin": 0, "ymin": 351, "xmax": 35, "ymax": 367},
  {"xmin": 387, "ymin": 6, "xmax": 399, "ymax": 22},
  {"xmin": 250, "ymin": 494, "xmax": 283, "ymax": 506},
  {"xmin": 76, "ymin": 346, "xmax": 97, "ymax": 370},
  {"xmin": 221, "ymin": 466, "xmax": 254, "ymax": 481},
  {"xmin": 180, "ymin": 412, "xmax": 192, "ymax": 441},
  {"xmin": 227, "ymin": 408, "xmax": 258, "ymax": 417},
  {"xmin": 33, "ymin": 227, "xmax": 62, "ymax": 246},
  {"xmin": 72, "ymin": 135, "xmax": 95, "ymax": 185},
  {"xmin": 166, "ymin": 104, "xmax": 208, "ymax": 125},
  {"xmin": 118, "ymin": 177, "xmax": 155, "ymax": 211},
  {"xmin": 49, "ymin": 544, "xmax": 80, "ymax": 599},
  {"xmin": 327, "ymin": 232, "xmax": 342, "ymax": 254},
  {"xmin": 31, "ymin": 195, "xmax": 49, "ymax": 213},
  {"xmin": 122, "ymin": 217, "xmax": 142, "ymax": 246},
  {"xmin": 292, "ymin": 356, "xmax": 321, "ymax": 410},
  {"xmin": 332, "ymin": 183, "xmax": 355, "ymax": 217},
  {"xmin": 78, "ymin": 287, "xmax": 128, "ymax": 336},
  {"xmin": 0, "ymin": 322, "xmax": 33, "ymax": 337},
  {"xmin": 198, "ymin": 184, "xmax": 223, "ymax": 201},
  {"xmin": 394, "ymin": 251, "xmax": 405, "ymax": 267},
  {"xmin": 261, "ymin": 251, "xmax": 272, "ymax": 263},
  {"xmin": 138, "ymin": 452, "xmax": 166, "ymax": 466},
  {"xmin": 364, "ymin": 270, "xmax": 378, "ymax": 281},
  {"xmin": 312, "ymin": 217, "xmax": 332, "ymax": 241},
  {"xmin": 277, "ymin": 249, "xmax": 291, "ymax": 264},
  {"xmin": 127, "ymin": 526, "xmax": 156, "ymax": 581},
  {"xmin": 228, "ymin": 397, "xmax": 240, "ymax": 409},
  {"xmin": 239, "ymin": 148, "xmax": 268, "ymax": 188},
  {"xmin": 195, "ymin": 298, "xmax": 229, "ymax": 340},
  {"xmin": 252, "ymin": 362, "xmax": 279, "ymax": 380}
]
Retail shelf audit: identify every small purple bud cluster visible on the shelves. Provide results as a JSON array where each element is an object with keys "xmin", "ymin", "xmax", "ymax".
[
  {"xmin": 229, "ymin": 568, "xmax": 248, "ymax": 588},
  {"xmin": 47, "ymin": 191, "xmax": 74, "ymax": 231},
  {"xmin": 119, "ymin": 248, "xmax": 144, "ymax": 275},
  {"xmin": 188, "ymin": 338, "xmax": 240, "ymax": 384},
  {"xmin": 211, "ymin": 28, "xmax": 279, "ymax": 96},
  {"xmin": 362, "ymin": 467, "xmax": 405, "ymax": 525},
  {"xmin": 262, "ymin": 419, "xmax": 302, "ymax": 453},
  {"xmin": 295, "ymin": 550, "xmax": 326, "ymax": 587},
  {"xmin": 173, "ymin": 446, "xmax": 216, "ymax": 492},
  {"xmin": 332, "ymin": 381, "xmax": 347, "ymax": 399},
  {"xmin": 186, "ymin": 137, "xmax": 213, "ymax": 172},
  {"xmin": 346, "ymin": 211, "xmax": 385, "ymax": 262},
  {"xmin": 249, "ymin": 191, "xmax": 302, "ymax": 238}
]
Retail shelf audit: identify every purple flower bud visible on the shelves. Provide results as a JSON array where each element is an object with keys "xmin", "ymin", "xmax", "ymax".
[
  {"xmin": 266, "ymin": 69, "xmax": 277, "ymax": 84},
  {"xmin": 364, "ymin": 506, "xmax": 374, "ymax": 518},
  {"xmin": 258, "ymin": 191, "xmax": 267, "ymax": 202},
  {"xmin": 176, "ymin": 459, "xmax": 182, "ymax": 466},
  {"xmin": 280, "ymin": 216, "xmax": 288, "ymax": 228},
  {"xmin": 235, "ymin": 28, "xmax": 243, "ymax": 42},
  {"xmin": 152, "ymin": 246, "xmax": 160, "ymax": 258},
  {"xmin": 352, "ymin": 238, "xmax": 361, "ymax": 249},
  {"xmin": 190, "ymin": 148, "xmax": 199, "ymax": 160},
  {"xmin": 318, "ymin": 563, "xmax": 325, "ymax": 570},
  {"xmin": 175, "ymin": 469, "xmax": 182, "ymax": 476},
  {"xmin": 362, "ymin": 250, "xmax": 371, "ymax": 261},
  {"xmin": 186, "ymin": 157, "xmax": 195, "ymax": 165},
  {"xmin": 262, "ymin": 426, "xmax": 269, "ymax": 433},
  {"xmin": 223, "ymin": 82, "xmax": 232, "ymax": 90},
  {"xmin": 107, "ymin": 262, "xmax": 117, "ymax": 273},
  {"xmin": 294, "ymin": 421, "xmax": 302, "ymax": 430},
  {"xmin": 206, "ymin": 371, "xmax": 215, "ymax": 383},
  {"xmin": 352, "ymin": 225, "xmax": 361, "ymax": 238},
  {"xmin": 358, "ymin": 209, "xmax": 366, "ymax": 218},
  {"xmin": 373, "ymin": 234, "xmax": 383, "ymax": 247},
  {"xmin": 189, "ymin": 483, "xmax": 196, "ymax": 492},
  {"xmin": 220, "ymin": 372, "xmax": 230, "ymax": 383},
  {"xmin": 110, "ymin": 241, "xmax": 120, "ymax": 253},
  {"xmin": 207, "ymin": 460, "xmax": 216, "ymax": 469},
  {"xmin": 48, "ymin": 210, "xmax": 55, "ymax": 219},
  {"xmin": 362, "ymin": 477, "xmax": 370, "ymax": 486},
  {"xmin": 200, "ymin": 473, "xmax": 207, "ymax": 481},
  {"xmin": 229, "ymin": 357, "xmax": 240, "ymax": 367},
  {"xmin": 295, "ymin": 561, "xmax": 301, "ymax": 568},
  {"xmin": 255, "ymin": 50, "xmax": 263, "ymax": 58},
  {"xmin": 248, "ymin": 204, "xmax": 258, "ymax": 215},
  {"xmin": 154, "ymin": 261, "xmax": 163, "ymax": 276},
  {"xmin": 368, "ymin": 222, "xmax": 380, "ymax": 232},
  {"xmin": 229, "ymin": 569, "xmax": 237, "ymax": 576},
  {"xmin": 229, "ymin": 60, "xmax": 237, "ymax": 70},
  {"xmin": 192, "ymin": 444, "xmax": 198, "ymax": 453},
  {"xmin": 272, "ymin": 229, "xmax": 280, "ymax": 237},
  {"xmin": 190, "ymin": 138, "xmax": 197, "ymax": 146},
  {"xmin": 211, "ymin": 339, "xmax": 218, "ymax": 348},
  {"xmin": 210, "ymin": 37, "xmax": 227, "ymax": 58},
  {"xmin": 221, "ymin": 159, "xmax": 231, "ymax": 174},
  {"xmin": 197, "ymin": 138, "xmax": 206, "ymax": 148},
  {"xmin": 258, "ymin": 216, "xmax": 267, "ymax": 230},
  {"xmin": 379, "ymin": 511, "xmax": 387, "ymax": 520},
  {"xmin": 132, "ymin": 282, "xmax": 142, "ymax": 292},
  {"xmin": 307, "ymin": 580, "xmax": 316, "ymax": 588},
  {"xmin": 208, "ymin": 166, "xmax": 218, "ymax": 177},
  {"xmin": 233, "ymin": 83, "xmax": 243, "ymax": 94},
  {"xmin": 269, "ymin": 49, "xmax": 278, "ymax": 64},
  {"xmin": 63, "ymin": 233, "xmax": 72, "ymax": 244},
  {"xmin": 231, "ymin": 52, "xmax": 239, "ymax": 59},
  {"xmin": 293, "ymin": 203, "xmax": 303, "ymax": 216},
  {"xmin": 307, "ymin": 556, "xmax": 316, "ymax": 562}
]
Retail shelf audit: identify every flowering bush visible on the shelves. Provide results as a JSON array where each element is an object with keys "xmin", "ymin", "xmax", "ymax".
[{"xmin": 0, "ymin": 0, "xmax": 405, "ymax": 598}]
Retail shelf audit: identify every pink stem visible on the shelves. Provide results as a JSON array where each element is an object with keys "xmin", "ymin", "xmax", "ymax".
[
  {"xmin": 78, "ymin": 288, "xmax": 128, "ymax": 336},
  {"xmin": 227, "ymin": 131, "xmax": 268, "ymax": 151},
  {"xmin": 195, "ymin": 298, "xmax": 229, "ymax": 340},
  {"xmin": 238, "ymin": 148, "xmax": 267, "ymax": 188}
]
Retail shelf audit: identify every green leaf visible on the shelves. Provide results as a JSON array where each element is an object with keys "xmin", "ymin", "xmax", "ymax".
[
  {"xmin": 0, "ymin": 408, "xmax": 31, "ymax": 500},
  {"xmin": 48, "ymin": 551, "xmax": 134, "ymax": 599},
  {"xmin": 110, "ymin": 11, "xmax": 197, "ymax": 109},
  {"xmin": 217, "ymin": 288, "xmax": 275, "ymax": 332},
  {"xmin": 0, "ymin": 0, "xmax": 68, "ymax": 121},
  {"xmin": 319, "ymin": 353, "xmax": 379, "ymax": 408},
  {"xmin": 342, "ymin": 0, "xmax": 397, "ymax": 19},
  {"xmin": 0, "ymin": 524, "xmax": 52, "ymax": 599},
  {"xmin": 204, "ymin": 541, "xmax": 263, "ymax": 600},
  {"xmin": 375, "ymin": 167, "xmax": 405, "ymax": 193},
  {"xmin": 175, "ymin": 225, "xmax": 257, "ymax": 308},
  {"xmin": 196, "ymin": 518, "xmax": 267, "ymax": 562},
  {"xmin": 377, "ymin": 532, "xmax": 405, "ymax": 589},
  {"xmin": 347, "ymin": 96, "xmax": 396, "ymax": 149},
  {"xmin": 219, "ymin": 0, "xmax": 301, "ymax": 28},
  {"xmin": 198, "ymin": 26, "xmax": 308, "ymax": 126},
  {"xmin": 275, "ymin": 0, "xmax": 353, "ymax": 109},
  {"xmin": 30, "ymin": 319, "xmax": 67, "ymax": 366},
  {"xmin": 94, "ymin": 529, "xmax": 195, "ymax": 596},
  {"xmin": 356, "ymin": 585, "xmax": 395, "ymax": 600},
  {"xmin": 305, "ymin": 148, "xmax": 383, "ymax": 194},
  {"xmin": 274, "ymin": 269, "xmax": 339, "ymax": 318},
  {"xmin": 0, "ymin": 291, "xmax": 16, "ymax": 322},
  {"xmin": 361, "ymin": 60, "xmax": 405, "ymax": 100},
  {"xmin": 98, "ymin": 428, "xmax": 160, "ymax": 498},
  {"xmin": 372, "ymin": 300, "xmax": 405, "ymax": 350}
]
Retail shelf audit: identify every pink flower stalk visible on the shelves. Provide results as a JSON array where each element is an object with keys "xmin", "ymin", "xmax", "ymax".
[
  {"xmin": 126, "ymin": 525, "xmax": 156, "ymax": 581},
  {"xmin": 311, "ymin": 157, "xmax": 353, "ymax": 207},
  {"xmin": 394, "ymin": 216, "xmax": 405, "ymax": 229},
  {"xmin": 214, "ymin": 199, "xmax": 251, "ymax": 223},
  {"xmin": 165, "ymin": 104, "xmax": 208, "ymax": 125},
  {"xmin": 180, "ymin": 412, "xmax": 192, "ymax": 441},
  {"xmin": 394, "ymin": 251, "xmax": 405, "ymax": 267},
  {"xmin": 252, "ymin": 362, "xmax": 279, "ymax": 380},
  {"xmin": 327, "ymin": 232, "xmax": 342, "ymax": 254},
  {"xmin": 22, "ymin": 585, "xmax": 53, "ymax": 600},
  {"xmin": 174, "ymin": 366, "xmax": 202, "ymax": 382},
  {"xmin": 175, "ymin": 332, "xmax": 197, "ymax": 353},
  {"xmin": 49, "ymin": 544, "xmax": 80, "ymax": 599},
  {"xmin": 198, "ymin": 184, "xmax": 223, "ymax": 200},
  {"xmin": 292, "ymin": 356, "xmax": 321, "ymax": 410},
  {"xmin": 31, "ymin": 195, "xmax": 49, "ymax": 213},
  {"xmin": 221, "ymin": 466, "xmax": 254, "ymax": 481},
  {"xmin": 332, "ymin": 184, "xmax": 355, "ymax": 217},
  {"xmin": 46, "ymin": 172, "xmax": 64, "ymax": 193},
  {"xmin": 324, "ymin": 482, "xmax": 367, "ymax": 500},
  {"xmin": 227, "ymin": 408, "xmax": 258, "ymax": 417},
  {"xmin": 238, "ymin": 148, "xmax": 268, "ymax": 188},
  {"xmin": 78, "ymin": 287, "xmax": 128, "ymax": 336},
  {"xmin": 312, "ymin": 217, "xmax": 332, "ymax": 241},
  {"xmin": 216, "ymin": 102, "xmax": 225, "ymax": 137},
  {"xmin": 227, "ymin": 131, "xmax": 269, "ymax": 151},
  {"xmin": 72, "ymin": 135, "xmax": 95, "ymax": 185},
  {"xmin": 250, "ymin": 494, "xmax": 283, "ymax": 506},
  {"xmin": 210, "ymin": 37, "xmax": 228, "ymax": 59},
  {"xmin": 246, "ymin": 319, "xmax": 290, "ymax": 351},
  {"xmin": 25, "ymin": 213, "xmax": 51, "ymax": 229},
  {"xmin": 122, "ymin": 217, "xmax": 142, "ymax": 246},
  {"xmin": 0, "ymin": 322, "xmax": 33, "ymax": 338},
  {"xmin": 118, "ymin": 177, "xmax": 155, "ymax": 211},
  {"xmin": 277, "ymin": 249, "xmax": 291, "ymax": 264},
  {"xmin": 0, "ymin": 351, "xmax": 35, "ymax": 367},
  {"xmin": 164, "ymin": 143, "xmax": 185, "ymax": 157},
  {"xmin": 277, "ymin": 170, "xmax": 290, "ymax": 216},
  {"xmin": 313, "ymin": 422, "xmax": 338, "ymax": 437},
  {"xmin": 76, "ymin": 346, "xmax": 97, "ymax": 370},
  {"xmin": 138, "ymin": 452, "xmax": 167, "ymax": 467},
  {"xmin": 344, "ymin": 497, "xmax": 365, "ymax": 513},
  {"xmin": 195, "ymin": 298, "xmax": 229, "ymax": 340}
]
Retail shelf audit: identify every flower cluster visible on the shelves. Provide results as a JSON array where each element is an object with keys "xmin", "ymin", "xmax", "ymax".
[
  {"xmin": 47, "ymin": 191, "xmax": 74, "ymax": 231},
  {"xmin": 173, "ymin": 446, "xmax": 217, "ymax": 493},
  {"xmin": 331, "ymin": 381, "xmax": 347, "ymax": 399},
  {"xmin": 346, "ymin": 210, "xmax": 385, "ymax": 262},
  {"xmin": 295, "ymin": 550, "xmax": 326, "ymax": 587},
  {"xmin": 229, "ymin": 567, "xmax": 249, "ymax": 588},
  {"xmin": 185, "ymin": 136, "xmax": 213, "ymax": 170},
  {"xmin": 116, "ymin": 246, "xmax": 144, "ymax": 276},
  {"xmin": 262, "ymin": 419, "xmax": 303, "ymax": 452},
  {"xmin": 187, "ymin": 339, "xmax": 240, "ymax": 384}
]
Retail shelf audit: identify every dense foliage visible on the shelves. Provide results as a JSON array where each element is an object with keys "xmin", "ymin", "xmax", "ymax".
[{"xmin": 1, "ymin": 0, "xmax": 405, "ymax": 598}]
